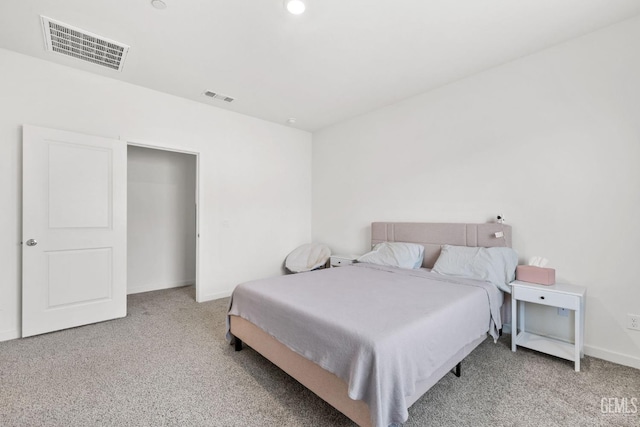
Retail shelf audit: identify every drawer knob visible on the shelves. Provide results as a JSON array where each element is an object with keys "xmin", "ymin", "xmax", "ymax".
[{"xmin": 539, "ymin": 296, "xmax": 545, "ymax": 300}]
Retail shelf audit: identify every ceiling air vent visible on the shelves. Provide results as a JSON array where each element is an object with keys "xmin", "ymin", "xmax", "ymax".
[
  {"xmin": 203, "ymin": 90, "xmax": 235, "ymax": 103},
  {"xmin": 40, "ymin": 16, "xmax": 129, "ymax": 72}
]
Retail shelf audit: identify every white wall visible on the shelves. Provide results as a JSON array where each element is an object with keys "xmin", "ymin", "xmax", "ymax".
[
  {"xmin": 312, "ymin": 16, "xmax": 640, "ymax": 368},
  {"xmin": 0, "ymin": 48, "xmax": 312, "ymax": 341},
  {"xmin": 127, "ymin": 146, "xmax": 197, "ymax": 294}
]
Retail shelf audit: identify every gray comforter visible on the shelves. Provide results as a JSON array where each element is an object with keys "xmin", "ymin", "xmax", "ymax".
[{"xmin": 227, "ymin": 263, "xmax": 503, "ymax": 427}]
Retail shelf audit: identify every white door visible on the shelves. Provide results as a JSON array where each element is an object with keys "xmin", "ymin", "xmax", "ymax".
[{"xmin": 22, "ymin": 125, "xmax": 127, "ymax": 337}]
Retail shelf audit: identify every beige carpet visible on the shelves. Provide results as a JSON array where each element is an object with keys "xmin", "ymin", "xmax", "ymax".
[{"xmin": 1, "ymin": 286, "xmax": 638, "ymax": 426}]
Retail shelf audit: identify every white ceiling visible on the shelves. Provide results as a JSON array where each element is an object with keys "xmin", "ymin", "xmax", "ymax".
[{"xmin": 1, "ymin": 1, "xmax": 639, "ymax": 131}]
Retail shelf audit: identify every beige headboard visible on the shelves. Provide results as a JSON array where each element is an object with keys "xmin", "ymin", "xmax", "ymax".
[{"xmin": 371, "ymin": 222, "xmax": 513, "ymax": 269}]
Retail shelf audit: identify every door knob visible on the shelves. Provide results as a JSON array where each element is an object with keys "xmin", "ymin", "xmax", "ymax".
[{"xmin": 26, "ymin": 239, "xmax": 38, "ymax": 247}]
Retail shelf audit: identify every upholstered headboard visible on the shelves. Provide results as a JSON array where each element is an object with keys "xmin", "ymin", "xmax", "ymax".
[{"xmin": 371, "ymin": 222, "xmax": 513, "ymax": 269}]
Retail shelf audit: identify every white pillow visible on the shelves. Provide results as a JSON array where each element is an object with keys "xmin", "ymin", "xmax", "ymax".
[
  {"xmin": 432, "ymin": 244, "xmax": 518, "ymax": 293},
  {"xmin": 285, "ymin": 243, "xmax": 331, "ymax": 273},
  {"xmin": 357, "ymin": 242, "xmax": 424, "ymax": 269}
]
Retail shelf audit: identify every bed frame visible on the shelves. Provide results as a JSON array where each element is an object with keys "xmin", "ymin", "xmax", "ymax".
[{"xmin": 229, "ymin": 222, "xmax": 512, "ymax": 427}]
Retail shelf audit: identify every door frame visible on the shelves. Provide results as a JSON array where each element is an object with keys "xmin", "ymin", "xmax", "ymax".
[{"xmin": 126, "ymin": 139, "xmax": 201, "ymax": 302}]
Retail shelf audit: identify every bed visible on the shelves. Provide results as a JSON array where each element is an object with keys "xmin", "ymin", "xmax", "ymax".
[{"xmin": 227, "ymin": 222, "xmax": 513, "ymax": 427}]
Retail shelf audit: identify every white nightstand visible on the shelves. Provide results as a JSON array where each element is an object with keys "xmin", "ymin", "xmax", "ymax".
[
  {"xmin": 330, "ymin": 255, "xmax": 357, "ymax": 267},
  {"xmin": 511, "ymin": 280, "xmax": 586, "ymax": 371}
]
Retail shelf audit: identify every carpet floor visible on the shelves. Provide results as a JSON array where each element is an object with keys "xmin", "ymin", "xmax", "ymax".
[{"xmin": 1, "ymin": 286, "xmax": 638, "ymax": 426}]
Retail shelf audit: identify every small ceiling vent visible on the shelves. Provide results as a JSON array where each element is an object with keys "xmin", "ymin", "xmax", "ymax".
[
  {"xmin": 203, "ymin": 90, "xmax": 235, "ymax": 103},
  {"xmin": 40, "ymin": 16, "xmax": 129, "ymax": 72}
]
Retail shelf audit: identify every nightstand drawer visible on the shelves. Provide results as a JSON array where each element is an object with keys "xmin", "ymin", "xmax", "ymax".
[
  {"xmin": 330, "ymin": 256, "xmax": 356, "ymax": 267},
  {"xmin": 513, "ymin": 286, "xmax": 579, "ymax": 310}
]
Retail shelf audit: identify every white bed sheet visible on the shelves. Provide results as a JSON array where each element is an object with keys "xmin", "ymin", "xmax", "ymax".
[{"xmin": 227, "ymin": 263, "xmax": 503, "ymax": 427}]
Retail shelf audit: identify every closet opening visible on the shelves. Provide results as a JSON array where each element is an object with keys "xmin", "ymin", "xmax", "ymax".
[{"xmin": 126, "ymin": 144, "xmax": 199, "ymax": 300}]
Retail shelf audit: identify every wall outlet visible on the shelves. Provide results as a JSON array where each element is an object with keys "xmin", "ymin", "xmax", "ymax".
[
  {"xmin": 557, "ymin": 307, "xmax": 570, "ymax": 317},
  {"xmin": 628, "ymin": 314, "xmax": 640, "ymax": 331}
]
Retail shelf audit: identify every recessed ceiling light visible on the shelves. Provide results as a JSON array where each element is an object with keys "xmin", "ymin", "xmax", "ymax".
[
  {"xmin": 286, "ymin": 118, "xmax": 297, "ymax": 125},
  {"xmin": 151, "ymin": 0, "xmax": 167, "ymax": 10},
  {"xmin": 284, "ymin": 0, "xmax": 305, "ymax": 15}
]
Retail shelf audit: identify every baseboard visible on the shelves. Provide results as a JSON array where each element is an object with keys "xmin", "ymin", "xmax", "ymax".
[
  {"xmin": 0, "ymin": 328, "xmax": 20, "ymax": 342},
  {"xmin": 127, "ymin": 280, "xmax": 194, "ymax": 295},
  {"xmin": 198, "ymin": 289, "xmax": 233, "ymax": 303},
  {"xmin": 584, "ymin": 345, "xmax": 640, "ymax": 370},
  {"xmin": 503, "ymin": 323, "xmax": 512, "ymax": 334}
]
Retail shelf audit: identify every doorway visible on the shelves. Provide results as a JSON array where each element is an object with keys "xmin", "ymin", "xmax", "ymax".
[
  {"xmin": 127, "ymin": 144, "xmax": 198, "ymax": 298},
  {"xmin": 21, "ymin": 126, "xmax": 201, "ymax": 338}
]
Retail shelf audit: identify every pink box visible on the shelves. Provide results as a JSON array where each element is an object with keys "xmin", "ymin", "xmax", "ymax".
[{"xmin": 516, "ymin": 265, "xmax": 556, "ymax": 286}]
